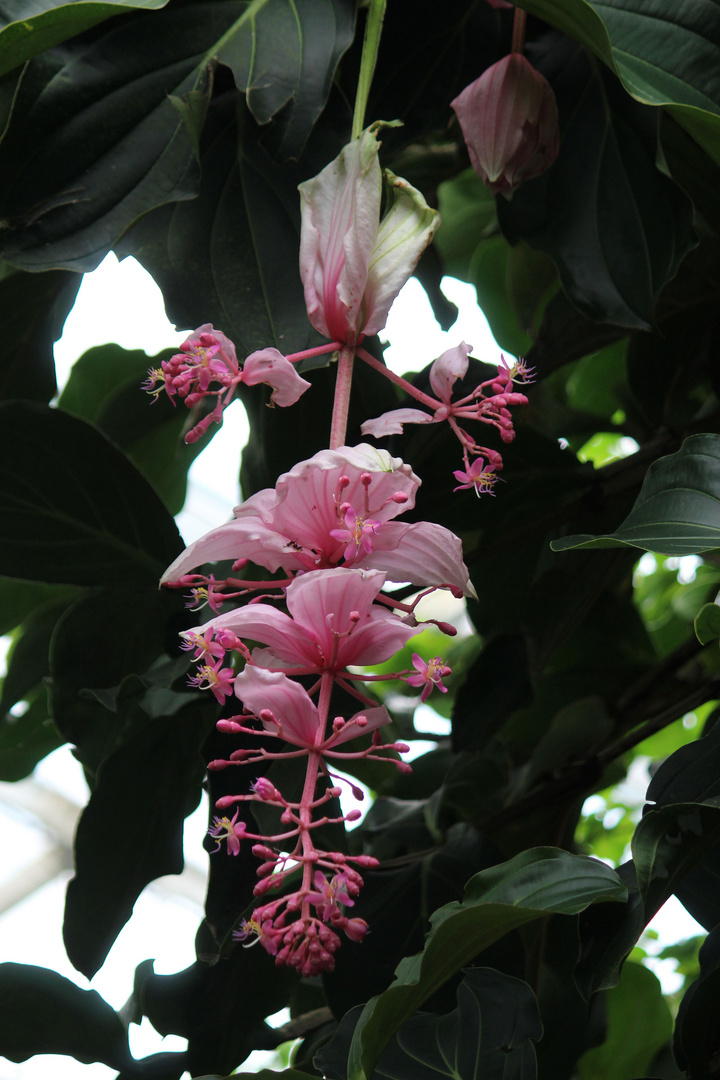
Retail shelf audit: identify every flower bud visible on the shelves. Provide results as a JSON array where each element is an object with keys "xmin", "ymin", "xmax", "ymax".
[{"xmin": 451, "ymin": 54, "xmax": 559, "ymax": 198}]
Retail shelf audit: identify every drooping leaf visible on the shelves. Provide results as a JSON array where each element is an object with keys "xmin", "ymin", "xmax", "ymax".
[
  {"xmin": 0, "ymin": 0, "xmax": 355, "ymax": 270},
  {"xmin": 498, "ymin": 36, "xmax": 694, "ymax": 330},
  {"xmin": 674, "ymin": 924, "xmax": 720, "ymax": 1079},
  {"xmin": 0, "ymin": 402, "xmax": 183, "ymax": 585},
  {"xmin": 695, "ymin": 602, "xmax": 720, "ymax": 647},
  {"xmin": 0, "ymin": 265, "xmax": 82, "ymax": 402},
  {"xmin": 0, "ymin": 962, "xmax": 131, "ymax": 1068},
  {"xmin": 0, "ymin": 1, "xmax": 170, "ymax": 78},
  {"xmin": 345, "ymin": 848, "xmax": 626, "ymax": 1080},
  {"xmin": 551, "ymin": 434, "xmax": 720, "ymax": 556},
  {"xmin": 320, "ymin": 968, "xmax": 542, "ymax": 1080},
  {"xmin": 577, "ymin": 961, "xmax": 672, "ymax": 1080},
  {"xmin": 63, "ymin": 702, "xmax": 208, "ymax": 978},
  {"xmin": 520, "ymin": 0, "xmax": 720, "ymax": 166}
]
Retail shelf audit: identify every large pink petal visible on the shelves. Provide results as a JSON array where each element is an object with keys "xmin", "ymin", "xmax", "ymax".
[
  {"xmin": 429, "ymin": 342, "xmax": 472, "ymax": 403},
  {"xmin": 242, "ymin": 349, "xmax": 311, "ymax": 407},
  {"xmin": 196, "ymin": 605, "xmax": 320, "ymax": 668},
  {"xmin": 233, "ymin": 667, "xmax": 321, "ymax": 748},
  {"xmin": 161, "ymin": 516, "xmax": 303, "ymax": 583},
  {"xmin": 361, "ymin": 408, "xmax": 436, "ymax": 438},
  {"xmin": 362, "ymin": 521, "xmax": 476, "ymax": 598}
]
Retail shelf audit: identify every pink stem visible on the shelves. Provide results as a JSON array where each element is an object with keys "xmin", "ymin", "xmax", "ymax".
[
  {"xmin": 285, "ymin": 342, "xmax": 342, "ymax": 363},
  {"xmin": 329, "ymin": 345, "xmax": 356, "ymax": 449},
  {"xmin": 356, "ymin": 347, "xmax": 440, "ymax": 410}
]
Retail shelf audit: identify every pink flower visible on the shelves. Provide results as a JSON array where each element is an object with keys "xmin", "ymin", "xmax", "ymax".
[
  {"xmin": 200, "ymin": 568, "xmax": 420, "ymax": 675},
  {"xmin": 406, "ymin": 654, "xmax": 452, "ymax": 703},
  {"xmin": 453, "ymin": 457, "xmax": 499, "ymax": 494},
  {"xmin": 208, "ymin": 809, "xmax": 246, "ymax": 855},
  {"xmin": 451, "ymin": 54, "xmax": 559, "ymax": 198},
  {"xmin": 298, "ymin": 125, "xmax": 439, "ymax": 346},
  {"xmin": 187, "ymin": 658, "xmax": 236, "ymax": 703},
  {"xmin": 161, "ymin": 445, "xmax": 475, "ymax": 598},
  {"xmin": 362, "ymin": 345, "xmax": 530, "ymax": 492},
  {"xmin": 143, "ymin": 325, "xmax": 310, "ymax": 442},
  {"xmin": 308, "ymin": 871, "xmax": 354, "ymax": 922}
]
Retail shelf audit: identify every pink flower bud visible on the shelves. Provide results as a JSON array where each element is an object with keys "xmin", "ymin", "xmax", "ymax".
[{"xmin": 451, "ymin": 54, "xmax": 559, "ymax": 198}]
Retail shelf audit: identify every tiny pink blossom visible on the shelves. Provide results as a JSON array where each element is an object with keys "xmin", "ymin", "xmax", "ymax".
[
  {"xmin": 329, "ymin": 504, "xmax": 382, "ymax": 559},
  {"xmin": 208, "ymin": 809, "xmax": 246, "ymax": 855},
  {"xmin": 308, "ymin": 871, "xmax": 354, "ymax": 922},
  {"xmin": 406, "ymin": 653, "xmax": 452, "ymax": 702},
  {"xmin": 453, "ymin": 457, "xmax": 499, "ymax": 495},
  {"xmin": 188, "ymin": 658, "xmax": 235, "ymax": 703}
]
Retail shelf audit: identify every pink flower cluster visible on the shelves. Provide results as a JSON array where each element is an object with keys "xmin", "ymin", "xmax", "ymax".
[
  {"xmin": 143, "ymin": 324, "xmax": 311, "ymax": 443},
  {"xmin": 362, "ymin": 344, "xmax": 534, "ymax": 495},
  {"xmin": 164, "ymin": 447, "xmax": 470, "ymax": 973}
]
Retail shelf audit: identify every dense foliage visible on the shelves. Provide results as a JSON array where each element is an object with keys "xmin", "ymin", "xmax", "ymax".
[{"xmin": 2, "ymin": 1, "xmax": 720, "ymax": 1078}]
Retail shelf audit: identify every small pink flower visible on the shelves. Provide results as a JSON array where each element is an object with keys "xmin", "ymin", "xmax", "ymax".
[
  {"xmin": 406, "ymin": 654, "xmax": 452, "ymax": 703},
  {"xmin": 329, "ymin": 504, "xmax": 382, "ymax": 559},
  {"xmin": 188, "ymin": 658, "xmax": 235, "ymax": 703},
  {"xmin": 453, "ymin": 457, "xmax": 499, "ymax": 495},
  {"xmin": 451, "ymin": 54, "xmax": 559, "ymax": 198},
  {"xmin": 208, "ymin": 810, "xmax": 246, "ymax": 856},
  {"xmin": 308, "ymin": 871, "xmax": 354, "ymax": 922}
]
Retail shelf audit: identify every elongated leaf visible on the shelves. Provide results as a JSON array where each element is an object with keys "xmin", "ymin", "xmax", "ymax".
[
  {"xmin": 64, "ymin": 703, "xmax": 207, "ymax": 977},
  {"xmin": 0, "ymin": 402, "xmax": 182, "ymax": 585},
  {"xmin": 0, "ymin": 690, "xmax": 63, "ymax": 781},
  {"xmin": 520, "ymin": 0, "xmax": 720, "ymax": 165},
  {"xmin": 674, "ymin": 925, "xmax": 720, "ymax": 1078},
  {"xmin": 551, "ymin": 433, "xmax": 720, "ymax": 556},
  {"xmin": 498, "ymin": 36, "xmax": 693, "ymax": 330},
  {"xmin": 0, "ymin": 1, "xmax": 171, "ymax": 76},
  {"xmin": 346, "ymin": 848, "xmax": 626, "ymax": 1080},
  {"xmin": 0, "ymin": 962, "xmax": 131, "ymax": 1068}
]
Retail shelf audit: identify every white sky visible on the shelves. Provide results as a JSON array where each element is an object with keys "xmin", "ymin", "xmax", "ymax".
[{"xmin": 0, "ymin": 255, "xmax": 705, "ymax": 1079}]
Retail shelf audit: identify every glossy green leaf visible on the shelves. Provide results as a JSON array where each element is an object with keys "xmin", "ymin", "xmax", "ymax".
[
  {"xmin": 498, "ymin": 37, "xmax": 694, "ymax": 330},
  {"xmin": 0, "ymin": 0, "xmax": 354, "ymax": 270},
  {"xmin": 674, "ymin": 924, "xmax": 720, "ymax": 1078},
  {"xmin": 0, "ymin": 402, "xmax": 182, "ymax": 585},
  {"xmin": 0, "ymin": 962, "xmax": 131, "ymax": 1068},
  {"xmin": 64, "ymin": 704, "xmax": 207, "ymax": 978},
  {"xmin": 521, "ymin": 0, "xmax": 720, "ymax": 165},
  {"xmin": 327, "ymin": 968, "xmax": 541, "ymax": 1080},
  {"xmin": 552, "ymin": 434, "xmax": 720, "ymax": 556},
  {"xmin": 346, "ymin": 848, "xmax": 626, "ymax": 1080},
  {"xmin": 0, "ymin": 2, "xmax": 169, "ymax": 78},
  {"xmin": 577, "ymin": 961, "xmax": 672, "ymax": 1080}
]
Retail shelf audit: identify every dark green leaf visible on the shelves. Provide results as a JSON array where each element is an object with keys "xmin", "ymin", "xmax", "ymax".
[
  {"xmin": 0, "ymin": 962, "xmax": 131, "ymax": 1068},
  {"xmin": 0, "ymin": 1, "xmax": 169, "ymax": 78},
  {"xmin": 0, "ymin": 402, "xmax": 182, "ymax": 585},
  {"xmin": 498, "ymin": 37, "xmax": 694, "ymax": 330},
  {"xmin": 346, "ymin": 848, "xmax": 626, "ymax": 1080},
  {"xmin": 674, "ymin": 924, "xmax": 720, "ymax": 1079},
  {"xmin": 0, "ymin": 690, "xmax": 63, "ymax": 781},
  {"xmin": 0, "ymin": 0, "xmax": 354, "ymax": 270},
  {"xmin": 695, "ymin": 602, "xmax": 720, "ymax": 646},
  {"xmin": 321, "ymin": 969, "xmax": 541, "ymax": 1080},
  {"xmin": 64, "ymin": 703, "xmax": 207, "ymax": 978},
  {"xmin": 521, "ymin": 0, "xmax": 720, "ymax": 166},
  {"xmin": 551, "ymin": 434, "xmax": 720, "ymax": 556},
  {"xmin": 0, "ymin": 265, "xmax": 81, "ymax": 402},
  {"xmin": 577, "ymin": 961, "xmax": 672, "ymax": 1080}
]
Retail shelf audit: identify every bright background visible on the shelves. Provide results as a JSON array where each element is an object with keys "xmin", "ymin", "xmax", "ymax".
[{"xmin": 0, "ymin": 254, "xmax": 705, "ymax": 1078}]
